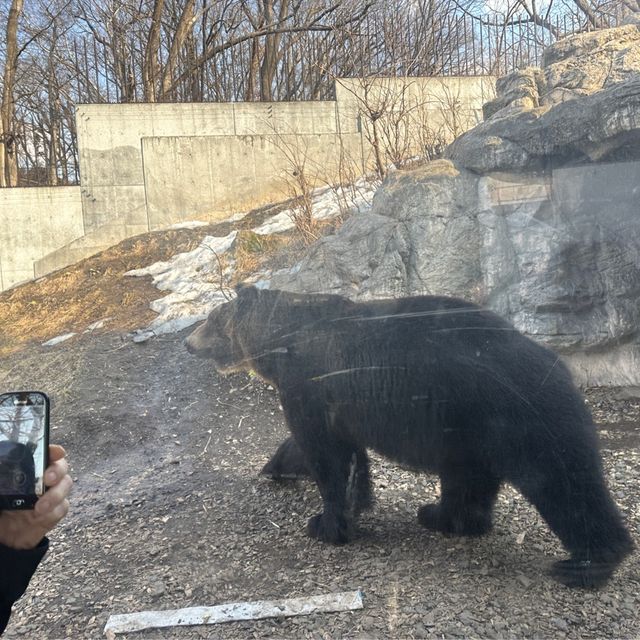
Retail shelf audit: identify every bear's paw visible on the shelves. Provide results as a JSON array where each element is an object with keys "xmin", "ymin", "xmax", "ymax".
[
  {"xmin": 306, "ymin": 512, "xmax": 350, "ymax": 545},
  {"xmin": 417, "ymin": 503, "xmax": 492, "ymax": 537},
  {"xmin": 551, "ymin": 559, "xmax": 617, "ymax": 589}
]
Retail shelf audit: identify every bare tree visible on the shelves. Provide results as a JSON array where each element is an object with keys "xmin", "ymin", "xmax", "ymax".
[
  {"xmin": 1, "ymin": 0, "xmax": 24, "ymax": 187},
  {"xmin": 143, "ymin": 0, "xmax": 164, "ymax": 102},
  {"xmin": 159, "ymin": 0, "xmax": 198, "ymax": 100},
  {"xmin": 1, "ymin": 0, "xmax": 630, "ymax": 186},
  {"xmin": 158, "ymin": 0, "xmax": 374, "ymax": 101},
  {"xmin": 260, "ymin": 0, "xmax": 291, "ymax": 101},
  {"xmin": 75, "ymin": 0, "xmax": 145, "ymax": 102}
]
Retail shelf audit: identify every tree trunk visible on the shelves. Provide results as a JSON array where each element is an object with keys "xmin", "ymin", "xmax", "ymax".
[
  {"xmin": 260, "ymin": 0, "xmax": 290, "ymax": 101},
  {"xmin": 143, "ymin": 0, "xmax": 165, "ymax": 102},
  {"xmin": 572, "ymin": 0, "xmax": 601, "ymax": 28},
  {"xmin": 47, "ymin": 48, "xmax": 59, "ymax": 186},
  {"xmin": 245, "ymin": 37, "xmax": 262, "ymax": 101},
  {"xmin": 1, "ymin": 0, "xmax": 24, "ymax": 187},
  {"xmin": 160, "ymin": 0, "xmax": 197, "ymax": 101},
  {"xmin": 186, "ymin": 33, "xmax": 201, "ymax": 101}
]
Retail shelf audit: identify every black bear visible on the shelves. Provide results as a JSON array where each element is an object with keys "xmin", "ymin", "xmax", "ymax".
[{"xmin": 185, "ymin": 286, "xmax": 634, "ymax": 587}]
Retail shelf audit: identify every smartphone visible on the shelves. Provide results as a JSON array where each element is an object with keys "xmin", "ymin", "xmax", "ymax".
[{"xmin": 0, "ymin": 391, "xmax": 50, "ymax": 509}]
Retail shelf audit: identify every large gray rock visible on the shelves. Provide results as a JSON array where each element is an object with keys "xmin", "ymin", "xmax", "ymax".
[
  {"xmin": 273, "ymin": 161, "xmax": 482, "ymax": 300},
  {"xmin": 483, "ymin": 24, "xmax": 640, "ymax": 117},
  {"xmin": 273, "ymin": 159, "xmax": 640, "ymax": 386},
  {"xmin": 448, "ymin": 24, "xmax": 640, "ymax": 172},
  {"xmin": 542, "ymin": 24, "xmax": 640, "ymax": 99},
  {"xmin": 447, "ymin": 76, "xmax": 640, "ymax": 172},
  {"xmin": 271, "ymin": 25, "xmax": 640, "ymax": 386},
  {"xmin": 483, "ymin": 67, "xmax": 544, "ymax": 119}
]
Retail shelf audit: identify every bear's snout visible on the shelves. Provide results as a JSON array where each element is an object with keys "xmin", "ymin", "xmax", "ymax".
[
  {"xmin": 184, "ymin": 323, "xmax": 209, "ymax": 356},
  {"xmin": 183, "ymin": 336, "xmax": 197, "ymax": 354},
  {"xmin": 184, "ymin": 334, "xmax": 210, "ymax": 358}
]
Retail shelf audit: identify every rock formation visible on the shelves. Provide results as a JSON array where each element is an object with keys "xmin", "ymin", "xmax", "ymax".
[{"xmin": 272, "ymin": 24, "xmax": 640, "ymax": 386}]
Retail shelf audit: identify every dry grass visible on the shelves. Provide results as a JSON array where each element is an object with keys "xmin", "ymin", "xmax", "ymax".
[
  {"xmin": 0, "ymin": 228, "xmax": 212, "ymax": 357},
  {"xmin": 233, "ymin": 231, "xmax": 291, "ymax": 282}
]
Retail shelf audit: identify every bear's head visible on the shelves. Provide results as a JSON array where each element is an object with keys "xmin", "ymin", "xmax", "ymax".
[
  {"xmin": 184, "ymin": 286, "xmax": 256, "ymax": 374},
  {"xmin": 185, "ymin": 285, "xmax": 355, "ymax": 377}
]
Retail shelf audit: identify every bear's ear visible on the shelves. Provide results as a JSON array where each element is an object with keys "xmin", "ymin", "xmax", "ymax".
[
  {"xmin": 234, "ymin": 282, "xmax": 249, "ymax": 293},
  {"xmin": 234, "ymin": 283, "xmax": 259, "ymax": 301}
]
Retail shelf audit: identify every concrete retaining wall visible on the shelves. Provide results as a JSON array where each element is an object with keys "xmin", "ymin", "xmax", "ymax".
[
  {"xmin": 336, "ymin": 77, "xmax": 496, "ymax": 168},
  {"xmin": 76, "ymin": 101, "xmax": 344, "ymax": 233},
  {"xmin": 142, "ymin": 133, "xmax": 364, "ymax": 229},
  {"xmin": 0, "ymin": 187, "xmax": 83, "ymax": 290}
]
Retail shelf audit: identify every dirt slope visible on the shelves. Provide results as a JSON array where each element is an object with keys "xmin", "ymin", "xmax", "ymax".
[{"xmin": 0, "ymin": 201, "xmax": 297, "ymax": 357}]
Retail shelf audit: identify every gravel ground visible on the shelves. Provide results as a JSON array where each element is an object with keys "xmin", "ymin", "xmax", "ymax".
[{"xmin": 0, "ymin": 330, "xmax": 638, "ymax": 640}]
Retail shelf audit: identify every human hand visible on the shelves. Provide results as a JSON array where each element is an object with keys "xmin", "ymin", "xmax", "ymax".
[{"xmin": 0, "ymin": 445, "xmax": 72, "ymax": 550}]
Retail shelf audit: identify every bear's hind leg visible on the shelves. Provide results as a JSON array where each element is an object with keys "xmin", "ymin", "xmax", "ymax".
[
  {"xmin": 514, "ymin": 463, "xmax": 634, "ymax": 588},
  {"xmin": 260, "ymin": 436, "xmax": 311, "ymax": 480},
  {"xmin": 418, "ymin": 466, "xmax": 500, "ymax": 537}
]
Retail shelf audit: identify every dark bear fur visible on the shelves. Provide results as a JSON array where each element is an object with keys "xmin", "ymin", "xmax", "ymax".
[
  {"xmin": 260, "ymin": 437, "xmax": 311, "ymax": 480},
  {"xmin": 185, "ymin": 286, "xmax": 634, "ymax": 588}
]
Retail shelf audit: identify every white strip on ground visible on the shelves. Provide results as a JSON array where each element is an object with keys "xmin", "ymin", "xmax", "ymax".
[{"xmin": 103, "ymin": 590, "xmax": 364, "ymax": 635}]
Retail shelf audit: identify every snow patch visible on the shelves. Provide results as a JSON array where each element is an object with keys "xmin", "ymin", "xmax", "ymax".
[
  {"xmin": 252, "ymin": 181, "xmax": 375, "ymax": 235},
  {"xmin": 126, "ymin": 232, "xmax": 238, "ymax": 335},
  {"xmin": 43, "ymin": 333, "xmax": 77, "ymax": 347},
  {"xmin": 126, "ymin": 180, "xmax": 377, "ymax": 338},
  {"xmin": 168, "ymin": 221, "xmax": 210, "ymax": 230},
  {"xmin": 84, "ymin": 318, "xmax": 112, "ymax": 333}
]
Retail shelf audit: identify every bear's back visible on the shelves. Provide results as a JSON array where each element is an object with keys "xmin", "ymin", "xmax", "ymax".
[{"xmin": 285, "ymin": 293, "xmax": 575, "ymax": 411}]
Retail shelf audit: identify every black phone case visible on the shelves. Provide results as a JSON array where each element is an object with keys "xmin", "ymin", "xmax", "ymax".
[{"xmin": 0, "ymin": 391, "xmax": 50, "ymax": 510}]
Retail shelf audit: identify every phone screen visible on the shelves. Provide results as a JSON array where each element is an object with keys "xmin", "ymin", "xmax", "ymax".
[{"xmin": 0, "ymin": 391, "xmax": 49, "ymax": 509}]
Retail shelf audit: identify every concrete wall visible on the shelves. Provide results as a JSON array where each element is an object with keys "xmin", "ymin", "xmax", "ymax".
[
  {"xmin": 0, "ymin": 187, "xmax": 83, "ymax": 290},
  {"xmin": 336, "ymin": 76, "xmax": 496, "ymax": 129},
  {"xmin": 77, "ymin": 101, "xmax": 343, "ymax": 233},
  {"xmin": 336, "ymin": 77, "xmax": 496, "ymax": 168},
  {"xmin": 142, "ymin": 133, "xmax": 363, "ymax": 228},
  {"xmin": 77, "ymin": 79, "xmax": 493, "ymax": 235}
]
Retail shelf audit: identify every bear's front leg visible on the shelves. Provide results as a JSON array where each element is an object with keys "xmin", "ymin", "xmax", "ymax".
[
  {"xmin": 280, "ymin": 394, "xmax": 371, "ymax": 545},
  {"xmin": 306, "ymin": 447, "xmax": 373, "ymax": 544},
  {"xmin": 302, "ymin": 443, "xmax": 364, "ymax": 545}
]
